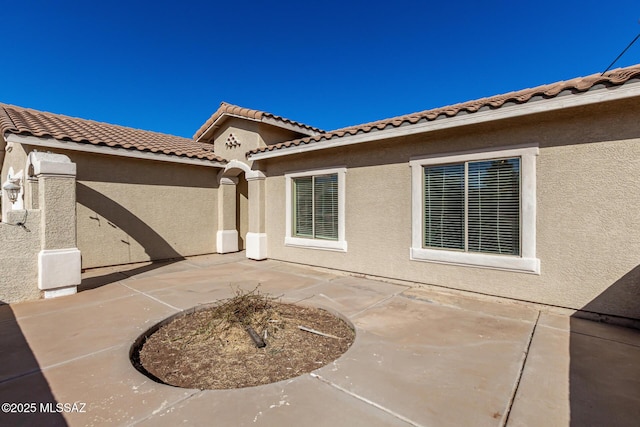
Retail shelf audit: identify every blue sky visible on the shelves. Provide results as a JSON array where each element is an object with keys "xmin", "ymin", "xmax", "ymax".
[{"xmin": 3, "ymin": 1, "xmax": 640, "ymax": 138}]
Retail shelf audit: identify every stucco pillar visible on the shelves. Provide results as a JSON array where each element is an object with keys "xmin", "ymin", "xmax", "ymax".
[
  {"xmin": 217, "ymin": 176, "xmax": 239, "ymax": 253},
  {"xmin": 246, "ymin": 171, "xmax": 267, "ymax": 260},
  {"xmin": 33, "ymin": 152, "xmax": 81, "ymax": 298}
]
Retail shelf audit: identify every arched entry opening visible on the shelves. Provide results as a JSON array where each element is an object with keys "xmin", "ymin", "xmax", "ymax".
[{"xmin": 217, "ymin": 160, "xmax": 266, "ymax": 260}]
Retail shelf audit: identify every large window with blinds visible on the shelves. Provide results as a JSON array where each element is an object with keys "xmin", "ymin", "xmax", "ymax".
[
  {"xmin": 293, "ymin": 174, "xmax": 338, "ymax": 240},
  {"xmin": 423, "ymin": 158, "xmax": 520, "ymax": 255},
  {"xmin": 410, "ymin": 146, "xmax": 540, "ymax": 274},
  {"xmin": 285, "ymin": 167, "xmax": 347, "ymax": 251}
]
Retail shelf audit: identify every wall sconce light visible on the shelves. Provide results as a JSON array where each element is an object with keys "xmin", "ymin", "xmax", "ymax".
[{"xmin": 3, "ymin": 179, "xmax": 21, "ymax": 204}]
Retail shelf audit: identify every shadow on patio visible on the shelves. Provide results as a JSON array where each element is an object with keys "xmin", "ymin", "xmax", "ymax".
[
  {"xmin": 0, "ymin": 302, "xmax": 67, "ymax": 426},
  {"xmin": 569, "ymin": 264, "xmax": 640, "ymax": 426}
]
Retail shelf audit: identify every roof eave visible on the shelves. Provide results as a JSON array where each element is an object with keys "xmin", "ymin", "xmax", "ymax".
[
  {"xmin": 247, "ymin": 82, "xmax": 640, "ymax": 161},
  {"xmin": 195, "ymin": 112, "xmax": 260, "ymax": 143},
  {"xmin": 6, "ymin": 133, "xmax": 227, "ymax": 168}
]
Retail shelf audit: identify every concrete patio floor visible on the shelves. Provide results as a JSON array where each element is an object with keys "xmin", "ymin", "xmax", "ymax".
[{"xmin": 1, "ymin": 252, "xmax": 639, "ymax": 426}]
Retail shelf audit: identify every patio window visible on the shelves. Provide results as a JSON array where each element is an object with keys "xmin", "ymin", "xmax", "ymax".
[
  {"xmin": 410, "ymin": 145, "xmax": 540, "ymax": 273},
  {"xmin": 423, "ymin": 157, "xmax": 520, "ymax": 255},
  {"xmin": 293, "ymin": 174, "xmax": 338, "ymax": 240},
  {"xmin": 285, "ymin": 167, "xmax": 347, "ymax": 251}
]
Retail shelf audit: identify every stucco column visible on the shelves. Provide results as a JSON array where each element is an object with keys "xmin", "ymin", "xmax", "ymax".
[
  {"xmin": 246, "ymin": 171, "xmax": 266, "ymax": 260},
  {"xmin": 33, "ymin": 152, "xmax": 81, "ymax": 298},
  {"xmin": 217, "ymin": 176, "xmax": 239, "ymax": 253}
]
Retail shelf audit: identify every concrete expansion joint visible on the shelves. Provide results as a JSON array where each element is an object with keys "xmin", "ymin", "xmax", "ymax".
[
  {"xmin": 397, "ymin": 291, "xmax": 541, "ymax": 326},
  {"xmin": 42, "ymin": 344, "xmax": 125, "ymax": 372},
  {"xmin": 15, "ymin": 292, "xmax": 135, "ymax": 322},
  {"xmin": 0, "ymin": 368, "xmax": 42, "ymax": 386},
  {"xmin": 130, "ymin": 390, "xmax": 201, "ymax": 426},
  {"xmin": 350, "ymin": 291, "xmax": 406, "ymax": 319},
  {"xmin": 309, "ymin": 373, "xmax": 424, "ymax": 427},
  {"xmin": 502, "ymin": 310, "xmax": 540, "ymax": 427},
  {"xmin": 0, "ymin": 344, "xmax": 126, "ymax": 387},
  {"xmin": 119, "ymin": 283, "xmax": 182, "ymax": 312}
]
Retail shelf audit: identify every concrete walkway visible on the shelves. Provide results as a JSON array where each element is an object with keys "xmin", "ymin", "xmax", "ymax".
[{"xmin": 1, "ymin": 253, "xmax": 639, "ymax": 426}]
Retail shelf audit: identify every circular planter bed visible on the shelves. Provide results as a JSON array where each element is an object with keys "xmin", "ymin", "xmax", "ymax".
[{"xmin": 130, "ymin": 289, "xmax": 354, "ymax": 390}]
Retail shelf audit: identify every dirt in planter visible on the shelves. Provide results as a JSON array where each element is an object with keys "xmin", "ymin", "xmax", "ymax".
[{"xmin": 138, "ymin": 289, "xmax": 354, "ymax": 390}]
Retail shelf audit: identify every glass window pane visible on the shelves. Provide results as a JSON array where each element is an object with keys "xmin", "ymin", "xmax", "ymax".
[
  {"xmin": 313, "ymin": 174, "xmax": 338, "ymax": 240},
  {"xmin": 293, "ymin": 177, "xmax": 313, "ymax": 237},
  {"xmin": 424, "ymin": 164, "xmax": 464, "ymax": 250},
  {"xmin": 467, "ymin": 158, "xmax": 520, "ymax": 255}
]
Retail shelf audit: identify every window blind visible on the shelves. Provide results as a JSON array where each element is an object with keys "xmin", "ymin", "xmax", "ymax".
[
  {"xmin": 423, "ymin": 157, "xmax": 520, "ymax": 256},
  {"xmin": 424, "ymin": 164, "xmax": 465, "ymax": 250},
  {"xmin": 293, "ymin": 174, "xmax": 338, "ymax": 241},
  {"xmin": 468, "ymin": 159, "xmax": 520, "ymax": 255},
  {"xmin": 293, "ymin": 176, "xmax": 313, "ymax": 237}
]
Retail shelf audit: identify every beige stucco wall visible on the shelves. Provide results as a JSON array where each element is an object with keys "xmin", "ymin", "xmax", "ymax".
[
  {"xmin": 260, "ymin": 98, "xmax": 640, "ymax": 319},
  {"xmin": 213, "ymin": 119, "xmax": 262, "ymax": 164},
  {"xmin": 19, "ymin": 149, "xmax": 221, "ymax": 269},
  {"xmin": 0, "ymin": 145, "xmax": 79, "ymax": 302},
  {"xmin": 40, "ymin": 175, "xmax": 76, "ymax": 250},
  {"xmin": 212, "ymin": 119, "xmax": 310, "ymax": 165},
  {"xmin": 257, "ymin": 123, "xmax": 305, "ymax": 146},
  {"xmin": 0, "ymin": 210, "xmax": 42, "ymax": 303},
  {"xmin": 236, "ymin": 174, "xmax": 248, "ymax": 249}
]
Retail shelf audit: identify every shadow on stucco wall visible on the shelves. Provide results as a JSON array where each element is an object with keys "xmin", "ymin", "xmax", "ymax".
[
  {"xmin": 77, "ymin": 183, "xmax": 185, "ymax": 289},
  {"xmin": 0, "ymin": 303, "xmax": 67, "ymax": 426},
  {"xmin": 569, "ymin": 264, "xmax": 640, "ymax": 426}
]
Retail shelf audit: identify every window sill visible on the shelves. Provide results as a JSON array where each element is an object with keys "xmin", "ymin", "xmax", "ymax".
[
  {"xmin": 285, "ymin": 237, "xmax": 347, "ymax": 252},
  {"xmin": 410, "ymin": 247, "xmax": 540, "ymax": 274}
]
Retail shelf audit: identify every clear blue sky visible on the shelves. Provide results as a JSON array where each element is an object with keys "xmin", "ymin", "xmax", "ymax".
[{"xmin": 2, "ymin": 1, "xmax": 640, "ymax": 138}]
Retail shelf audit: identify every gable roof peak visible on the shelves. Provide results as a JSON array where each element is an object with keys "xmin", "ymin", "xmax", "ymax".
[{"xmin": 193, "ymin": 102, "xmax": 322, "ymax": 142}]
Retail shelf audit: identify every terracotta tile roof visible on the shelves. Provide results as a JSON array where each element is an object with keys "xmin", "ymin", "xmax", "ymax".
[
  {"xmin": 248, "ymin": 64, "xmax": 640, "ymax": 157},
  {"xmin": 0, "ymin": 104, "xmax": 226, "ymax": 163},
  {"xmin": 193, "ymin": 102, "xmax": 323, "ymax": 141}
]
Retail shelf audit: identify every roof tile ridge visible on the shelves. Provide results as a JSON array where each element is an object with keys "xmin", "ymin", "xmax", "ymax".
[
  {"xmin": 247, "ymin": 62, "xmax": 640, "ymax": 156},
  {"xmin": 323, "ymin": 63, "xmax": 640, "ymax": 134},
  {"xmin": 259, "ymin": 110, "xmax": 324, "ymax": 133}
]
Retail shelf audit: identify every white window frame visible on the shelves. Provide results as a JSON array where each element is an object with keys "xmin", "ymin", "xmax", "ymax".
[
  {"xmin": 285, "ymin": 167, "xmax": 347, "ymax": 252},
  {"xmin": 410, "ymin": 144, "xmax": 540, "ymax": 274}
]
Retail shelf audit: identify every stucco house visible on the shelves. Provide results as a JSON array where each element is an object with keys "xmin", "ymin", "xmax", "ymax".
[{"xmin": 1, "ymin": 64, "xmax": 639, "ymax": 323}]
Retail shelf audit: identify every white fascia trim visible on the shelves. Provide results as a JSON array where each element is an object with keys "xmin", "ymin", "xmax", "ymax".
[
  {"xmin": 7, "ymin": 134, "xmax": 226, "ymax": 168},
  {"xmin": 285, "ymin": 166, "xmax": 347, "ymax": 252},
  {"xmin": 196, "ymin": 113, "xmax": 261, "ymax": 142},
  {"xmin": 410, "ymin": 145, "xmax": 540, "ymax": 274},
  {"xmin": 248, "ymin": 83, "xmax": 640, "ymax": 161},
  {"xmin": 197, "ymin": 113, "xmax": 319, "ymax": 143}
]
